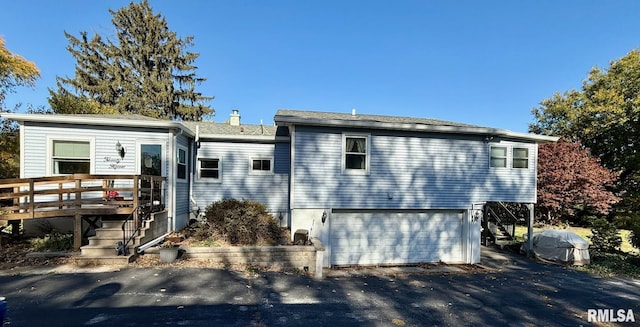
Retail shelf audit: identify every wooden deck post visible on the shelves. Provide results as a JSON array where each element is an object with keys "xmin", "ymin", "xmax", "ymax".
[
  {"xmin": 58, "ymin": 182, "xmax": 63, "ymax": 210},
  {"xmin": 28, "ymin": 180, "xmax": 35, "ymax": 219},
  {"xmin": 527, "ymin": 203, "xmax": 534, "ymax": 257},
  {"xmin": 11, "ymin": 186, "xmax": 20, "ymax": 236},
  {"xmin": 74, "ymin": 178, "xmax": 82, "ymax": 250}
]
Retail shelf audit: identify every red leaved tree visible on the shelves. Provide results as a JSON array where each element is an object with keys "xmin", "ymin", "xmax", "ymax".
[{"xmin": 537, "ymin": 140, "xmax": 620, "ymax": 224}]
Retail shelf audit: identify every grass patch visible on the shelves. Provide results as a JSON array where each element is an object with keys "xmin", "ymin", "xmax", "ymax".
[
  {"xmin": 574, "ymin": 251, "xmax": 640, "ymax": 278},
  {"xmin": 29, "ymin": 233, "xmax": 73, "ymax": 252}
]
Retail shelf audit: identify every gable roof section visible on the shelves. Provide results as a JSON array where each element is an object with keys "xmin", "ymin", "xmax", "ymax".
[{"xmin": 274, "ymin": 109, "xmax": 558, "ymax": 143}]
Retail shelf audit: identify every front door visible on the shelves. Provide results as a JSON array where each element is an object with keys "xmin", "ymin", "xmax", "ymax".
[{"xmin": 140, "ymin": 144, "xmax": 163, "ymax": 176}]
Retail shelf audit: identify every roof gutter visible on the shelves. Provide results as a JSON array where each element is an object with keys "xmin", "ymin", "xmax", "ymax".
[
  {"xmin": 197, "ymin": 133, "xmax": 290, "ymax": 142},
  {"xmin": 274, "ymin": 115, "xmax": 559, "ymax": 143}
]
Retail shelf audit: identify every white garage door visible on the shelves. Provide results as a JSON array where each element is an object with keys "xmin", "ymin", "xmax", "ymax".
[{"xmin": 330, "ymin": 210, "xmax": 464, "ymax": 266}]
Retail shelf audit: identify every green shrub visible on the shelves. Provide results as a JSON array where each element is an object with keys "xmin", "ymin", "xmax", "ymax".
[
  {"xmin": 202, "ymin": 199, "xmax": 280, "ymax": 245},
  {"xmin": 589, "ymin": 217, "xmax": 622, "ymax": 253},
  {"xmin": 629, "ymin": 221, "xmax": 640, "ymax": 250},
  {"xmin": 29, "ymin": 232, "xmax": 73, "ymax": 252}
]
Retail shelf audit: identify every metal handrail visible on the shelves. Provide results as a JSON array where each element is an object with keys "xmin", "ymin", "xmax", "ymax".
[
  {"xmin": 118, "ymin": 204, "xmax": 151, "ymax": 256},
  {"xmin": 486, "ymin": 205, "xmax": 516, "ymax": 240}
]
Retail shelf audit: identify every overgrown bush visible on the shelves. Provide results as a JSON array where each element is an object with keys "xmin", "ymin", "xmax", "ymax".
[
  {"xmin": 29, "ymin": 232, "xmax": 73, "ymax": 252},
  {"xmin": 589, "ymin": 217, "xmax": 622, "ymax": 253},
  {"xmin": 629, "ymin": 221, "xmax": 640, "ymax": 251},
  {"xmin": 201, "ymin": 199, "xmax": 281, "ymax": 245}
]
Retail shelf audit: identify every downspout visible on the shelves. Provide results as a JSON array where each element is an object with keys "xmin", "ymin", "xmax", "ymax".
[
  {"xmin": 288, "ymin": 125, "xmax": 296, "ymax": 228},
  {"xmin": 189, "ymin": 124, "xmax": 199, "ymax": 217}
]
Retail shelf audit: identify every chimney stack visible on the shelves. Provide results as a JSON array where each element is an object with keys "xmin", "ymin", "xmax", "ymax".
[{"xmin": 230, "ymin": 109, "xmax": 241, "ymax": 126}]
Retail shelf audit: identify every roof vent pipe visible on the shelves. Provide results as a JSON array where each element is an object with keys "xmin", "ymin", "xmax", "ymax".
[{"xmin": 351, "ymin": 108, "xmax": 356, "ymax": 116}]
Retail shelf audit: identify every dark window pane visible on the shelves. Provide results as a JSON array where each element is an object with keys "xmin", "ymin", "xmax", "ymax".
[
  {"xmin": 252, "ymin": 160, "xmax": 262, "ymax": 170},
  {"xmin": 200, "ymin": 169, "xmax": 219, "ymax": 179},
  {"xmin": 346, "ymin": 154, "xmax": 366, "ymax": 169},
  {"xmin": 141, "ymin": 144, "xmax": 162, "ymax": 176},
  {"xmin": 201, "ymin": 159, "xmax": 218, "ymax": 169},
  {"xmin": 252, "ymin": 159, "xmax": 271, "ymax": 171},
  {"xmin": 178, "ymin": 164, "xmax": 186, "ymax": 179},
  {"xmin": 56, "ymin": 160, "xmax": 90, "ymax": 174}
]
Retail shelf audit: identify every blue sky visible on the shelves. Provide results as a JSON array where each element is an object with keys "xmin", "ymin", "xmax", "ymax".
[{"xmin": 2, "ymin": 1, "xmax": 640, "ymax": 132}]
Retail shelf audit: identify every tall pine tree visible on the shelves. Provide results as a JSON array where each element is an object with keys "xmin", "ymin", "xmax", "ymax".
[{"xmin": 50, "ymin": 0, "xmax": 213, "ymax": 120}]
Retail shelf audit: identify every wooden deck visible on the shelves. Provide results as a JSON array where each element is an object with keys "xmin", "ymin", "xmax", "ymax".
[{"xmin": 0, "ymin": 174, "xmax": 166, "ymax": 248}]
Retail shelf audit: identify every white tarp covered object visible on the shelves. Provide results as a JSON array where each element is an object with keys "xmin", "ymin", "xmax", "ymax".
[{"xmin": 521, "ymin": 229, "xmax": 591, "ymax": 265}]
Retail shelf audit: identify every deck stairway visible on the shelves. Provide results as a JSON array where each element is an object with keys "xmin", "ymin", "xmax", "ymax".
[
  {"xmin": 482, "ymin": 202, "xmax": 524, "ymax": 248},
  {"xmin": 76, "ymin": 206, "xmax": 161, "ymax": 267}
]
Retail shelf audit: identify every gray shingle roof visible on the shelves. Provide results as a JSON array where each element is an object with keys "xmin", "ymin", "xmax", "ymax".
[
  {"xmin": 274, "ymin": 109, "xmax": 481, "ymax": 128},
  {"xmin": 181, "ymin": 121, "xmax": 277, "ymax": 136}
]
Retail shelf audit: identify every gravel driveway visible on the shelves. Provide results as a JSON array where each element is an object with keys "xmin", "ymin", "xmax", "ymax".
[{"xmin": 0, "ymin": 246, "xmax": 638, "ymax": 326}]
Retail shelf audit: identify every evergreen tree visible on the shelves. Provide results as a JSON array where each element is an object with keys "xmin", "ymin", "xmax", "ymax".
[{"xmin": 51, "ymin": 0, "xmax": 213, "ymax": 120}]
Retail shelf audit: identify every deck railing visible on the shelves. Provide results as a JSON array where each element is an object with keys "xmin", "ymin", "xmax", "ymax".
[{"xmin": 0, "ymin": 174, "xmax": 166, "ymax": 248}]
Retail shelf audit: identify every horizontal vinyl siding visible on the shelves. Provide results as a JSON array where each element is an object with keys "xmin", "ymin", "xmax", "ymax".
[
  {"xmin": 191, "ymin": 141, "xmax": 290, "ymax": 213},
  {"xmin": 293, "ymin": 126, "xmax": 538, "ymax": 209},
  {"xmin": 22, "ymin": 124, "xmax": 47, "ymax": 178},
  {"xmin": 22, "ymin": 123, "xmax": 170, "ymax": 178}
]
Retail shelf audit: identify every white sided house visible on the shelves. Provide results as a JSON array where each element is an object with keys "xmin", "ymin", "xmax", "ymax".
[{"xmin": 1, "ymin": 109, "xmax": 557, "ymax": 267}]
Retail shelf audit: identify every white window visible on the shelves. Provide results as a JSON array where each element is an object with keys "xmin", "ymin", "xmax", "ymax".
[
  {"xmin": 513, "ymin": 147, "xmax": 529, "ymax": 169},
  {"xmin": 199, "ymin": 158, "xmax": 220, "ymax": 180},
  {"xmin": 490, "ymin": 146, "xmax": 507, "ymax": 168},
  {"xmin": 177, "ymin": 147, "xmax": 187, "ymax": 180},
  {"xmin": 344, "ymin": 134, "xmax": 369, "ymax": 173},
  {"xmin": 251, "ymin": 158, "xmax": 272, "ymax": 173},
  {"xmin": 51, "ymin": 140, "xmax": 91, "ymax": 174}
]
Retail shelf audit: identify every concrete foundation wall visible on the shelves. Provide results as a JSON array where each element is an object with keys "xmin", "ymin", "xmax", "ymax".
[
  {"xmin": 138, "ymin": 210, "xmax": 169, "ymax": 246},
  {"xmin": 184, "ymin": 246, "xmax": 316, "ymax": 272},
  {"xmin": 145, "ymin": 238, "xmax": 326, "ymax": 278}
]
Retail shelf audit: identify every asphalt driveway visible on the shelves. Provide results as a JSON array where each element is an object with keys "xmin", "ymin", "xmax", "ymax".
[{"xmin": 0, "ymin": 247, "xmax": 638, "ymax": 326}]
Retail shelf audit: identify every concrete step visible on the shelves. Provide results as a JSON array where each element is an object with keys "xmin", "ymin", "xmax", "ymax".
[
  {"xmin": 75, "ymin": 255, "xmax": 134, "ymax": 267},
  {"xmin": 81, "ymin": 244, "xmax": 129, "ymax": 257},
  {"xmin": 95, "ymin": 227, "xmax": 128, "ymax": 238},
  {"xmin": 88, "ymin": 235, "xmax": 139, "ymax": 246},
  {"xmin": 101, "ymin": 220, "xmax": 134, "ymax": 229}
]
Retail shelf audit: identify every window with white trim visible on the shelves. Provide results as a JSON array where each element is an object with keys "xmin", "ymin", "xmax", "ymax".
[
  {"xmin": 344, "ymin": 135, "xmax": 369, "ymax": 172},
  {"xmin": 177, "ymin": 147, "xmax": 187, "ymax": 180},
  {"xmin": 513, "ymin": 147, "xmax": 529, "ymax": 169},
  {"xmin": 490, "ymin": 146, "xmax": 507, "ymax": 168},
  {"xmin": 251, "ymin": 158, "xmax": 272, "ymax": 173},
  {"xmin": 199, "ymin": 158, "xmax": 220, "ymax": 180},
  {"xmin": 52, "ymin": 140, "xmax": 91, "ymax": 174}
]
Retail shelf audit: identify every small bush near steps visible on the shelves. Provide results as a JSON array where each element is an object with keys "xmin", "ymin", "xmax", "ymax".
[
  {"xmin": 29, "ymin": 232, "xmax": 73, "ymax": 252},
  {"xmin": 197, "ymin": 199, "xmax": 282, "ymax": 246}
]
